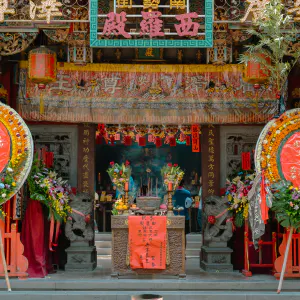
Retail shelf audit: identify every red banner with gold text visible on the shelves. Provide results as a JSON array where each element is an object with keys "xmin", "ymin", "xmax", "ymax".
[{"xmin": 128, "ymin": 216, "xmax": 167, "ymax": 270}]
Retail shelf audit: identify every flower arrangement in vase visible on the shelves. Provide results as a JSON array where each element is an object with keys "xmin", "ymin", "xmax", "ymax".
[
  {"xmin": 161, "ymin": 163, "xmax": 185, "ymax": 191},
  {"xmin": 27, "ymin": 155, "xmax": 72, "ymax": 222},
  {"xmin": 226, "ymin": 172, "xmax": 255, "ymax": 227},
  {"xmin": 107, "ymin": 160, "xmax": 131, "ymax": 196}
]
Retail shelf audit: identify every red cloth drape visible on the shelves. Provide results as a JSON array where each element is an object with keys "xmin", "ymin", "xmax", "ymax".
[{"xmin": 21, "ymin": 199, "xmax": 53, "ymax": 278}]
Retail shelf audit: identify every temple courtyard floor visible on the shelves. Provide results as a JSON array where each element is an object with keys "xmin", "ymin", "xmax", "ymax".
[{"xmin": 0, "ymin": 267, "xmax": 300, "ymax": 299}]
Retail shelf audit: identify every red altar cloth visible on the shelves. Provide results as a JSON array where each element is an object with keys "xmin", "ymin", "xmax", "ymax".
[
  {"xmin": 129, "ymin": 216, "xmax": 167, "ymax": 270},
  {"xmin": 21, "ymin": 199, "xmax": 53, "ymax": 278}
]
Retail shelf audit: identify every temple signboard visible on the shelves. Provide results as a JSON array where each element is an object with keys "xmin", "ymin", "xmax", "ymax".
[{"xmin": 90, "ymin": 0, "xmax": 213, "ymax": 48}]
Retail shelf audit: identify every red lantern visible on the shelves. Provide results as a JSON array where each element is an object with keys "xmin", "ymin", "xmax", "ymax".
[
  {"xmin": 155, "ymin": 137, "xmax": 162, "ymax": 148},
  {"xmin": 243, "ymin": 54, "xmax": 271, "ymax": 84},
  {"xmin": 138, "ymin": 136, "xmax": 146, "ymax": 146},
  {"xmin": 169, "ymin": 137, "xmax": 176, "ymax": 147},
  {"xmin": 28, "ymin": 46, "xmax": 57, "ymax": 114}
]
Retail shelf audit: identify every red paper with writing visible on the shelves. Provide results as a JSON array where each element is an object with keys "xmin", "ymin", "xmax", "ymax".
[
  {"xmin": 280, "ymin": 132, "xmax": 300, "ymax": 188},
  {"xmin": 0, "ymin": 122, "xmax": 11, "ymax": 173},
  {"xmin": 241, "ymin": 152, "xmax": 251, "ymax": 170},
  {"xmin": 128, "ymin": 216, "xmax": 167, "ymax": 270},
  {"xmin": 191, "ymin": 124, "xmax": 200, "ymax": 152}
]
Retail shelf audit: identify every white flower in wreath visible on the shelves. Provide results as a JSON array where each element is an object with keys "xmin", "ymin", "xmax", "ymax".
[
  {"xmin": 263, "ymin": 140, "xmax": 268, "ymax": 144},
  {"xmin": 294, "ymin": 205, "xmax": 299, "ymax": 210},
  {"xmin": 2, "ymin": 193, "xmax": 6, "ymax": 198},
  {"xmin": 267, "ymin": 155, "xmax": 271, "ymax": 159},
  {"xmin": 7, "ymin": 167, "xmax": 13, "ymax": 173},
  {"xmin": 276, "ymin": 130, "xmax": 281, "ymax": 135}
]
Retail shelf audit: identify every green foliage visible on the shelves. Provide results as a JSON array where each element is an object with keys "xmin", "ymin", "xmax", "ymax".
[
  {"xmin": 0, "ymin": 205, "xmax": 5, "ymax": 220},
  {"xmin": 271, "ymin": 181, "xmax": 300, "ymax": 229},
  {"xmin": 239, "ymin": 0, "xmax": 300, "ymax": 92},
  {"xmin": 234, "ymin": 211, "xmax": 245, "ymax": 228}
]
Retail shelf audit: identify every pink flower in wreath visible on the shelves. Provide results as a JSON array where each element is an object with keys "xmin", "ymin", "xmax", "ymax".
[{"xmin": 290, "ymin": 201, "xmax": 294, "ymax": 207}]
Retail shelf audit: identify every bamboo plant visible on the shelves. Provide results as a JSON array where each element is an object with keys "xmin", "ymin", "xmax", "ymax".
[{"xmin": 240, "ymin": 0, "xmax": 300, "ymax": 96}]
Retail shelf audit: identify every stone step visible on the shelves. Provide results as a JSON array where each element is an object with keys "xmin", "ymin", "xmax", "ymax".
[
  {"xmin": 186, "ymin": 249, "xmax": 200, "ymax": 256},
  {"xmin": 97, "ymin": 256, "xmax": 112, "ymax": 269},
  {"xmin": 97, "ymin": 248, "xmax": 112, "ymax": 255},
  {"xmin": 1, "ymin": 291, "xmax": 300, "ymax": 299},
  {"xmin": 95, "ymin": 233, "xmax": 112, "ymax": 241},
  {"xmin": 186, "ymin": 233, "xmax": 202, "ymax": 242},
  {"xmin": 95, "ymin": 241, "xmax": 112, "ymax": 248},
  {"xmin": 185, "ymin": 257, "xmax": 200, "ymax": 270},
  {"xmin": 186, "ymin": 241, "xmax": 202, "ymax": 249}
]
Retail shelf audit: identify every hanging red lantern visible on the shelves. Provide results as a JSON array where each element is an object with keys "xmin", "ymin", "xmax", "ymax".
[
  {"xmin": 243, "ymin": 53, "xmax": 271, "ymax": 84},
  {"xmin": 124, "ymin": 136, "xmax": 132, "ymax": 146},
  {"xmin": 28, "ymin": 46, "xmax": 57, "ymax": 114},
  {"xmin": 186, "ymin": 136, "xmax": 191, "ymax": 146},
  {"xmin": 138, "ymin": 136, "xmax": 146, "ymax": 146},
  {"xmin": 169, "ymin": 137, "xmax": 176, "ymax": 147},
  {"xmin": 155, "ymin": 137, "xmax": 162, "ymax": 148}
]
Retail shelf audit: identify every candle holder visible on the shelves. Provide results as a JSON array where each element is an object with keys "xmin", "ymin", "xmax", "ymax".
[
  {"xmin": 167, "ymin": 182, "xmax": 173, "ymax": 216},
  {"xmin": 124, "ymin": 181, "xmax": 129, "ymax": 215}
]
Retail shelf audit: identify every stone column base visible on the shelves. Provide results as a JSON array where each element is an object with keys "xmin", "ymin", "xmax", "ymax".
[
  {"xmin": 200, "ymin": 243, "xmax": 233, "ymax": 272},
  {"xmin": 65, "ymin": 242, "xmax": 97, "ymax": 271}
]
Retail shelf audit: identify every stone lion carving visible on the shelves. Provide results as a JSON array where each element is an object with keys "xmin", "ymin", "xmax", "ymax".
[
  {"xmin": 65, "ymin": 193, "xmax": 94, "ymax": 242},
  {"xmin": 203, "ymin": 195, "xmax": 233, "ymax": 242}
]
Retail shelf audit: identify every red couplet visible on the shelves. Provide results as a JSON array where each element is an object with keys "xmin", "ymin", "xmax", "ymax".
[
  {"xmin": 0, "ymin": 122, "xmax": 11, "ymax": 174},
  {"xmin": 280, "ymin": 132, "xmax": 300, "ymax": 188}
]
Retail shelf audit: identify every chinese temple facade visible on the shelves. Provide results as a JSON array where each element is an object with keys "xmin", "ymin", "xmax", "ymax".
[{"xmin": 0, "ymin": 0, "xmax": 300, "ymax": 296}]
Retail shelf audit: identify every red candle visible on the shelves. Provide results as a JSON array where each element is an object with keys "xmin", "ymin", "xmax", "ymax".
[
  {"xmin": 168, "ymin": 182, "xmax": 173, "ymax": 192},
  {"xmin": 125, "ymin": 181, "xmax": 129, "ymax": 191}
]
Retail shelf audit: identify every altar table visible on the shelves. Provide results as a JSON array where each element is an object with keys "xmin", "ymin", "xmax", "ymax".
[{"xmin": 111, "ymin": 215, "xmax": 186, "ymax": 278}]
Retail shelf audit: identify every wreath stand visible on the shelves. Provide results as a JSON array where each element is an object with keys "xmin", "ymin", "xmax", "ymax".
[
  {"xmin": 0, "ymin": 228, "xmax": 11, "ymax": 291},
  {"xmin": 242, "ymin": 218, "xmax": 277, "ymax": 276}
]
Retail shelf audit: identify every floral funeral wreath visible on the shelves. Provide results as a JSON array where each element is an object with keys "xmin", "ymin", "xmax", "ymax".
[
  {"xmin": 0, "ymin": 103, "xmax": 33, "ymax": 218},
  {"xmin": 250, "ymin": 108, "xmax": 300, "ymax": 246}
]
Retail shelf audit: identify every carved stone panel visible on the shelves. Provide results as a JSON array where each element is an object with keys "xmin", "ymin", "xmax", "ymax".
[
  {"xmin": 220, "ymin": 126, "xmax": 263, "ymax": 187},
  {"xmin": 29, "ymin": 125, "xmax": 78, "ymax": 187}
]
